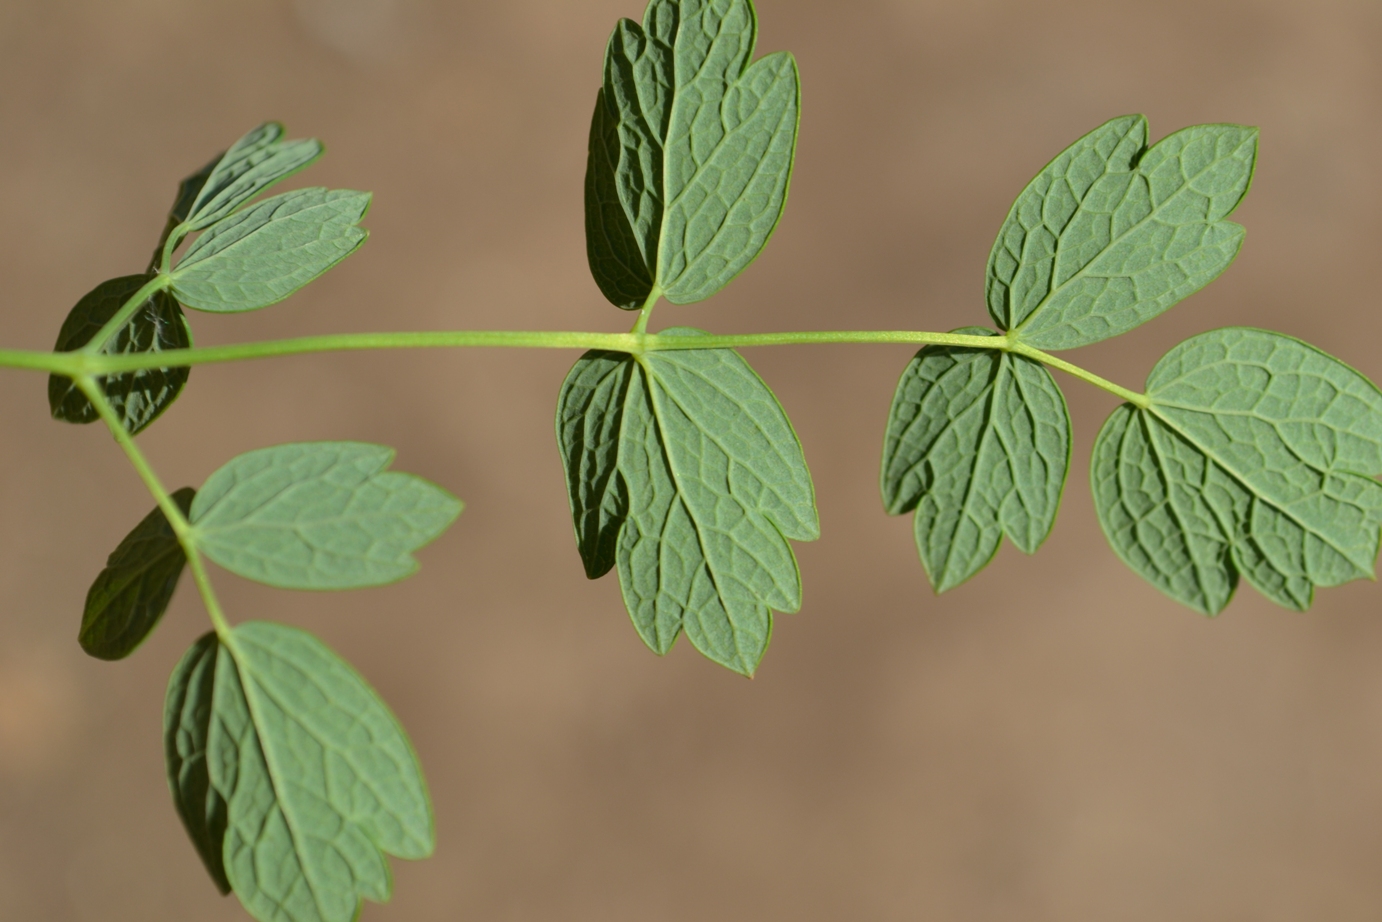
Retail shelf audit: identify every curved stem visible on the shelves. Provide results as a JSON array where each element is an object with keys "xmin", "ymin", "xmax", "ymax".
[
  {"xmin": 1007, "ymin": 341, "xmax": 1150, "ymax": 408},
  {"xmin": 630, "ymin": 287, "xmax": 660, "ymax": 335},
  {"xmin": 76, "ymin": 376, "xmax": 232, "ymax": 639}
]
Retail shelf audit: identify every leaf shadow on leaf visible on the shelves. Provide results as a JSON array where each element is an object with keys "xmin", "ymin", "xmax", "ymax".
[{"xmin": 48, "ymin": 274, "xmax": 192, "ymax": 436}]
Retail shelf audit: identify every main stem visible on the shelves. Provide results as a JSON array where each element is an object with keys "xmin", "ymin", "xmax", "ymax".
[
  {"xmin": 16, "ymin": 328, "xmax": 1148, "ymax": 406},
  {"xmin": 76, "ymin": 376, "xmax": 232, "ymax": 639}
]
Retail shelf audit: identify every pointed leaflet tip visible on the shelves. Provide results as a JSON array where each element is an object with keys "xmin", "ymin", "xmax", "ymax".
[
  {"xmin": 170, "ymin": 188, "xmax": 370, "ymax": 312},
  {"xmin": 181, "ymin": 122, "xmax": 323, "ymax": 231},
  {"xmin": 188, "ymin": 442, "xmax": 462, "ymax": 590}
]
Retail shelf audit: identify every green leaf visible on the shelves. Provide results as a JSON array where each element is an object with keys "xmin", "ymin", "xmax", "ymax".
[
  {"xmin": 170, "ymin": 188, "xmax": 370, "ymax": 313},
  {"xmin": 1092, "ymin": 328, "xmax": 1382, "ymax": 614},
  {"xmin": 989, "ymin": 116, "xmax": 1257, "ymax": 351},
  {"xmin": 164, "ymin": 622, "xmax": 433, "ymax": 921},
  {"xmin": 557, "ymin": 328, "xmax": 818, "ymax": 675},
  {"xmin": 181, "ymin": 123, "xmax": 324, "ymax": 232},
  {"xmin": 585, "ymin": 0, "xmax": 800, "ymax": 309},
  {"xmin": 188, "ymin": 442, "xmax": 462, "ymax": 590},
  {"xmin": 48, "ymin": 274, "xmax": 192, "ymax": 435},
  {"xmin": 881, "ymin": 328, "xmax": 1071, "ymax": 591},
  {"xmin": 79, "ymin": 488, "xmax": 195, "ymax": 660}
]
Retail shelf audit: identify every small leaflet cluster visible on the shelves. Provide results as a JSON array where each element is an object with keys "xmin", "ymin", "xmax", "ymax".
[
  {"xmin": 883, "ymin": 114, "xmax": 1382, "ymax": 616},
  {"xmin": 60, "ymin": 125, "xmax": 460, "ymax": 922}
]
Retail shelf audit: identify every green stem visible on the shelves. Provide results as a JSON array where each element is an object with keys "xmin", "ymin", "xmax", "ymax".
[
  {"xmin": 1007, "ymin": 341, "xmax": 1150, "ymax": 408},
  {"xmin": 630, "ymin": 287, "xmax": 661, "ymax": 335},
  {"xmin": 12, "ymin": 327, "xmax": 1148, "ymax": 405},
  {"xmin": 76, "ymin": 376, "xmax": 232, "ymax": 639},
  {"xmin": 82, "ymin": 273, "xmax": 174, "ymax": 356}
]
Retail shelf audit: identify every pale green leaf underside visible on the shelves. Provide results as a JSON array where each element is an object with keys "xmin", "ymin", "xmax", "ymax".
[
  {"xmin": 557, "ymin": 328, "xmax": 818, "ymax": 675},
  {"xmin": 881, "ymin": 328, "xmax": 1071, "ymax": 591},
  {"xmin": 1093, "ymin": 328, "xmax": 1382, "ymax": 614},
  {"xmin": 171, "ymin": 188, "xmax": 369, "ymax": 313},
  {"xmin": 188, "ymin": 442, "xmax": 463, "ymax": 590},
  {"xmin": 164, "ymin": 622, "xmax": 432, "ymax": 922},
  {"xmin": 585, "ymin": 0, "xmax": 799, "ymax": 308},
  {"xmin": 989, "ymin": 115, "xmax": 1257, "ymax": 350},
  {"xmin": 80, "ymin": 488, "xmax": 194, "ymax": 660},
  {"xmin": 183, "ymin": 122, "xmax": 324, "ymax": 232}
]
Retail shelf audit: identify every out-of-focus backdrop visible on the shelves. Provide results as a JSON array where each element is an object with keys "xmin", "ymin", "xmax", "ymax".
[{"xmin": 1, "ymin": 0, "xmax": 1380, "ymax": 919}]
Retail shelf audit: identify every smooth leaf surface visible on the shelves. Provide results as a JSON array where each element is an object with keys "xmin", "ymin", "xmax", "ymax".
[
  {"xmin": 585, "ymin": 0, "xmax": 799, "ymax": 308},
  {"xmin": 557, "ymin": 328, "xmax": 818, "ymax": 675},
  {"xmin": 80, "ymin": 488, "xmax": 195, "ymax": 660},
  {"xmin": 164, "ymin": 622, "xmax": 432, "ymax": 922},
  {"xmin": 171, "ymin": 188, "xmax": 370, "ymax": 312},
  {"xmin": 181, "ymin": 123, "xmax": 323, "ymax": 232},
  {"xmin": 882, "ymin": 329, "xmax": 1071, "ymax": 591},
  {"xmin": 1093, "ymin": 328, "xmax": 1382, "ymax": 613},
  {"xmin": 188, "ymin": 442, "xmax": 462, "ymax": 590},
  {"xmin": 988, "ymin": 115, "xmax": 1257, "ymax": 350},
  {"xmin": 48, "ymin": 274, "xmax": 192, "ymax": 434}
]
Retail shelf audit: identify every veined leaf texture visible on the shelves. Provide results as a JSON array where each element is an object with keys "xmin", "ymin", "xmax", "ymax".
[
  {"xmin": 1093, "ymin": 328, "xmax": 1382, "ymax": 613},
  {"xmin": 557, "ymin": 329, "xmax": 818, "ymax": 675},
  {"xmin": 165, "ymin": 623, "xmax": 433, "ymax": 922},
  {"xmin": 881, "ymin": 329, "xmax": 1071, "ymax": 592},
  {"xmin": 586, "ymin": 0, "xmax": 800, "ymax": 308},
  {"xmin": 988, "ymin": 115, "xmax": 1257, "ymax": 350}
]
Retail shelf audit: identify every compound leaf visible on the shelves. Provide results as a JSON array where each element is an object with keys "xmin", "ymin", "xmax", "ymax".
[
  {"xmin": 557, "ymin": 328, "xmax": 818, "ymax": 675},
  {"xmin": 164, "ymin": 622, "xmax": 432, "ymax": 922},
  {"xmin": 170, "ymin": 188, "xmax": 370, "ymax": 313},
  {"xmin": 585, "ymin": 0, "xmax": 800, "ymax": 309},
  {"xmin": 181, "ymin": 123, "xmax": 324, "ymax": 232},
  {"xmin": 882, "ymin": 328, "xmax": 1070, "ymax": 591},
  {"xmin": 188, "ymin": 442, "xmax": 462, "ymax": 590},
  {"xmin": 1092, "ymin": 328, "xmax": 1382, "ymax": 613},
  {"xmin": 989, "ymin": 116, "xmax": 1257, "ymax": 351},
  {"xmin": 79, "ymin": 488, "xmax": 195, "ymax": 660},
  {"xmin": 48, "ymin": 274, "xmax": 192, "ymax": 435}
]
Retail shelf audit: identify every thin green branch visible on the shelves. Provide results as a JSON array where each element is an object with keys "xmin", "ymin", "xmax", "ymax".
[
  {"xmin": 75, "ymin": 376, "xmax": 232, "ymax": 639},
  {"xmin": 42, "ymin": 329, "xmax": 1011, "ymax": 374},
  {"xmin": 1007, "ymin": 341, "xmax": 1150, "ymax": 408},
  {"xmin": 630, "ymin": 287, "xmax": 661, "ymax": 335},
  {"xmin": 8, "ymin": 326, "xmax": 1148, "ymax": 405}
]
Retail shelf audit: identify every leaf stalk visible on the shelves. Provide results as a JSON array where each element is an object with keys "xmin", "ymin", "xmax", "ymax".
[{"xmin": 75, "ymin": 376, "xmax": 233, "ymax": 640}]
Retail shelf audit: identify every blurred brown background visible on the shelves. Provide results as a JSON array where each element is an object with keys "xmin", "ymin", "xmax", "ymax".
[{"xmin": 0, "ymin": 0, "xmax": 1380, "ymax": 919}]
